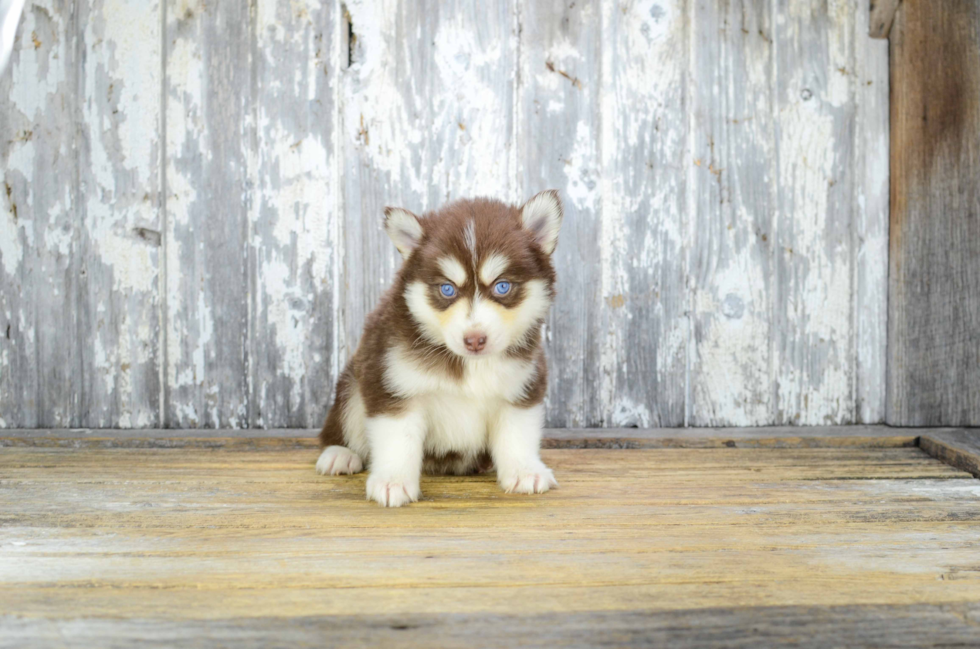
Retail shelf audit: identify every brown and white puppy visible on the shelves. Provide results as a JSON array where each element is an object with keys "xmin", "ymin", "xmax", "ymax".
[{"xmin": 316, "ymin": 191, "xmax": 564, "ymax": 507}]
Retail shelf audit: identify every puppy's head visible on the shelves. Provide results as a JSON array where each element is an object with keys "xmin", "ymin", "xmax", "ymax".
[{"xmin": 386, "ymin": 191, "xmax": 563, "ymax": 358}]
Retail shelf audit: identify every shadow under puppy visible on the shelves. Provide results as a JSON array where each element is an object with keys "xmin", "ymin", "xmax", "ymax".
[{"xmin": 316, "ymin": 191, "xmax": 564, "ymax": 507}]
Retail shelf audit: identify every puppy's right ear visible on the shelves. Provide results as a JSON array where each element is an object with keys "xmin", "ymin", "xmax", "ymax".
[{"xmin": 384, "ymin": 207, "xmax": 424, "ymax": 260}]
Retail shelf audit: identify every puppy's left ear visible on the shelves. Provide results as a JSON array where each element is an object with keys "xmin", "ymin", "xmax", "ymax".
[
  {"xmin": 520, "ymin": 190, "xmax": 563, "ymax": 255},
  {"xmin": 384, "ymin": 207, "xmax": 424, "ymax": 260}
]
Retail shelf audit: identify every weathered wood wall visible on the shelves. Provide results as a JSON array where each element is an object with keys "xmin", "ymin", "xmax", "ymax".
[
  {"xmin": 887, "ymin": 0, "xmax": 980, "ymax": 427},
  {"xmin": 0, "ymin": 0, "xmax": 889, "ymax": 429}
]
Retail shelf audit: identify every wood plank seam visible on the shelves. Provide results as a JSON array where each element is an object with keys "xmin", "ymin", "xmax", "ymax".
[
  {"xmin": 0, "ymin": 426, "xmax": 930, "ymax": 451},
  {"xmin": 158, "ymin": 0, "xmax": 169, "ymax": 428},
  {"xmin": 918, "ymin": 430, "xmax": 980, "ymax": 479}
]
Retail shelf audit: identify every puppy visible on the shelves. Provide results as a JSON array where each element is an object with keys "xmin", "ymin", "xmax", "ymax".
[{"xmin": 315, "ymin": 191, "xmax": 563, "ymax": 507}]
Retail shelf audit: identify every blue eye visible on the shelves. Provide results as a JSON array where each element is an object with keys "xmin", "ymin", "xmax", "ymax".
[
  {"xmin": 440, "ymin": 283, "xmax": 457, "ymax": 298},
  {"xmin": 493, "ymin": 281, "xmax": 511, "ymax": 296}
]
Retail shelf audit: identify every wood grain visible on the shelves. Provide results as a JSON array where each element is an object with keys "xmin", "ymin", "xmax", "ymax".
[
  {"xmin": 76, "ymin": 0, "xmax": 163, "ymax": 427},
  {"xmin": 772, "ymin": 0, "xmax": 857, "ymax": 425},
  {"xmin": 164, "ymin": 0, "xmax": 251, "ymax": 427},
  {"xmin": 248, "ymin": 0, "xmax": 341, "ymax": 428},
  {"xmin": 0, "ymin": 0, "xmax": 79, "ymax": 427},
  {"xmin": 4, "ymin": 604, "xmax": 980, "ymax": 649},
  {"xmin": 853, "ymin": 1, "xmax": 890, "ymax": 424},
  {"xmin": 0, "ymin": 445, "xmax": 978, "ymax": 646},
  {"xmin": 689, "ymin": 0, "xmax": 773, "ymax": 426},
  {"xmin": 887, "ymin": 0, "xmax": 980, "ymax": 426},
  {"xmin": 599, "ymin": 0, "xmax": 687, "ymax": 427}
]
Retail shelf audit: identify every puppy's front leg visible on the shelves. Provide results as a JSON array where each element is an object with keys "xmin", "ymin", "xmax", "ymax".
[
  {"xmin": 365, "ymin": 409, "xmax": 425, "ymax": 507},
  {"xmin": 490, "ymin": 403, "xmax": 557, "ymax": 495}
]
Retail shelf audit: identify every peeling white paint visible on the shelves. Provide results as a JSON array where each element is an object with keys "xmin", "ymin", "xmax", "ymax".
[
  {"xmin": 0, "ymin": 138, "xmax": 35, "ymax": 276},
  {"xmin": 8, "ymin": 7, "xmax": 67, "ymax": 120},
  {"xmin": 775, "ymin": 71, "xmax": 853, "ymax": 424},
  {"xmin": 94, "ymin": 0, "xmax": 160, "ymax": 185},
  {"xmin": 562, "ymin": 121, "xmax": 598, "ymax": 212},
  {"xmin": 0, "ymin": 192, "xmax": 25, "ymax": 277},
  {"xmin": 264, "ymin": 131, "xmax": 332, "ymax": 282},
  {"xmin": 599, "ymin": 0, "xmax": 687, "ymax": 426},
  {"xmin": 257, "ymin": 256, "xmax": 307, "ymax": 390}
]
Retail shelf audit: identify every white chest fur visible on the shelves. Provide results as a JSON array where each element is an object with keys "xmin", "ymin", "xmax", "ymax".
[{"xmin": 382, "ymin": 346, "xmax": 538, "ymax": 455}]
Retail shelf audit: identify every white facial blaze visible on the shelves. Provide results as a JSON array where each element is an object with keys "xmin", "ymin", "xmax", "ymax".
[
  {"xmin": 520, "ymin": 190, "xmax": 563, "ymax": 255},
  {"xmin": 479, "ymin": 253, "xmax": 510, "ymax": 285},
  {"xmin": 437, "ymin": 256, "xmax": 468, "ymax": 286},
  {"xmin": 463, "ymin": 219, "xmax": 477, "ymax": 265}
]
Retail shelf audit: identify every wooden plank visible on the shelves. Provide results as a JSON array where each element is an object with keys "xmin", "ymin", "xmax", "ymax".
[
  {"xmin": 164, "ymin": 0, "xmax": 251, "ymax": 427},
  {"xmin": 249, "ymin": 0, "xmax": 341, "ymax": 428},
  {"xmin": 340, "ymin": 0, "xmax": 516, "ymax": 359},
  {"xmin": 0, "ymin": 1, "xmax": 79, "ymax": 427},
  {"xmin": 599, "ymin": 0, "xmax": 687, "ymax": 426},
  {"xmin": 0, "ymin": 425, "xmax": 923, "ymax": 449},
  {"xmin": 853, "ymin": 0, "xmax": 890, "ymax": 423},
  {"xmin": 869, "ymin": 0, "xmax": 901, "ymax": 39},
  {"xmin": 772, "ymin": 1, "xmax": 857, "ymax": 424},
  {"xmin": 689, "ymin": 0, "xmax": 774, "ymax": 426},
  {"xmin": 0, "ymin": 446, "xmax": 978, "ymax": 633},
  {"xmin": 5, "ymin": 531, "xmax": 979, "ymax": 590},
  {"xmin": 518, "ymin": 0, "xmax": 601, "ymax": 427},
  {"xmin": 4, "ymin": 603, "xmax": 980, "ymax": 649},
  {"xmin": 920, "ymin": 429, "xmax": 980, "ymax": 478},
  {"xmin": 75, "ymin": 0, "xmax": 162, "ymax": 427},
  {"xmin": 887, "ymin": 0, "xmax": 980, "ymax": 426}
]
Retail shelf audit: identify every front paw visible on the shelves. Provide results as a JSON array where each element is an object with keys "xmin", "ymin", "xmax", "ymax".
[
  {"xmin": 498, "ymin": 464, "xmax": 557, "ymax": 495},
  {"xmin": 366, "ymin": 474, "xmax": 421, "ymax": 507}
]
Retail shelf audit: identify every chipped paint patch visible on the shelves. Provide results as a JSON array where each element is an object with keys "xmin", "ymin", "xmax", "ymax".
[
  {"xmin": 775, "ymin": 78, "xmax": 853, "ymax": 424},
  {"xmin": 562, "ymin": 120, "xmax": 598, "ymax": 212}
]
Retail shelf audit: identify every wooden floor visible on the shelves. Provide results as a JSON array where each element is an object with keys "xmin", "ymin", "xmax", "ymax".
[{"xmin": 2, "ymin": 431, "xmax": 980, "ymax": 647}]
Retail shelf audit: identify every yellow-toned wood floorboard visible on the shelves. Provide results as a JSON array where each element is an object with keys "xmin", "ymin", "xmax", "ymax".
[{"xmin": 2, "ymin": 445, "xmax": 980, "ymax": 646}]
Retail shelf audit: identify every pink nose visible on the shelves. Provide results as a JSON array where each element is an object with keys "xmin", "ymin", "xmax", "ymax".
[{"xmin": 463, "ymin": 332, "xmax": 487, "ymax": 353}]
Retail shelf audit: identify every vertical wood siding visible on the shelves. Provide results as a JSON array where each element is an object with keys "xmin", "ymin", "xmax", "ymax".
[
  {"xmin": 521, "ymin": 0, "xmax": 602, "ymax": 428},
  {"xmin": 0, "ymin": 0, "xmax": 889, "ymax": 429},
  {"xmin": 0, "ymin": 0, "xmax": 79, "ymax": 427},
  {"xmin": 79, "ymin": 0, "xmax": 163, "ymax": 428},
  {"xmin": 164, "ymin": 0, "xmax": 252, "ymax": 427},
  {"xmin": 887, "ymin": 0, "xmax": 980, "ymax": 426},
  {"xmin": 250, "ymin": 0, "xmax": 342, "ymax": 428}
]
